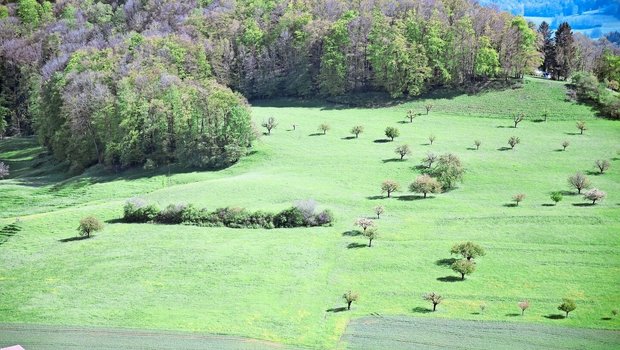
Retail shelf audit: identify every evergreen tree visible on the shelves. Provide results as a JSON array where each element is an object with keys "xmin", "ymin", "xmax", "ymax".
[{"xmin": 554, "ymin": 22, "xmax": 575, "ymax": 80}]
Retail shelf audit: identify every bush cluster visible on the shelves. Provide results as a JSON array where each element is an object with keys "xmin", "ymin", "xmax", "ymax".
[{"xmin": 122, "ymin": 199, "xmax": 333, "ymax": 229}]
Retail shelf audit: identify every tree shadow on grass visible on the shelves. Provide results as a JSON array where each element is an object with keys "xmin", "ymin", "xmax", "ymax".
[
  {"xmin": 497, "ymin": 147, "xmax": 513, "ymax": 151},
  {"xmin": 601, "ymin": 317, "xmax": 612, "ymax": 320},
  {"xmin": 341, "ymin": 136, "xmax": 356, "ymax": 140},
  {"xmin": 541, "ymin": 204, "xmax": 556, "ymax": 207},
  {"xmin": 412, "ymin": 307, "xmax": 433, "ymax": 314},
  {"xmin": 397, "ymin": 120, "xmax": 410, "ymax": 124},
  {"xmin": 59, "ymin": 236, "xmax": 91, "ymax": 243},
  {"xmin": 437, "ymin": 276, "xmax": 463, "ymax": 282},
  {"xmin": 565, "ymin": 132, "xmax": 581, "ymax": 135},
  {"xmin": 466, "ymin": 147, "xmax": 477, "ymax": 151},
  {"xmin": 398, "ymin": 195, "xmax": 428, "ymax": 201},
  {"xmin": 382, "ymin": 158, "xmax": 403, "ymax": 163},
  {"xmin": 496, "ymin": 125, "xmax": 512, "ymax": 128},
  {"xmin": 435, "ymin": 258, "xmax": 457, "ymax": 266},
  {"xmin": 105, "ymin": 218, "xmax": 125, "ymax": 224},
  {"xmin": 347, "ymin": 242, "xmax": 367, "ymax": 249},
  {"xmin": 573, "ymin": 203, "xmax": 595, "ymax": 207},
  {"xmin": 532, "ymin": 119, "xmax": 546, "ymax": 123},
  {"xmin": 342, "ymin": 230, "xmax": 362, "ymax": 237},
  {"xmin": 503, "ymin": 203, "xmax": 518, "ymax": 207},
  {"xmin": 471, "ymin": 312, "xmax": 481, "ymax": 315},
  {"xmin": 544, "ymin": 314, "xmax": 566, "ymax": 320},
  {"xmin": 558, "ymin": 190, "xmax": 576, "ymax": 196},
  {"xmin": 420, "ymin": 143, "xmax": 431, "ymax": 146},
  {"xmin": 309, "ymin": 133, "xmax": 324, "ymax": 136},
  {"xmin": 553, "ymin": 149, "xmax": 565, "ymax": 152},
  {"xmin": 585, "ymin": 170, "xmax": 602, "ymax": 176},
  {"xmin": 326, "ymin": 307, "xmax": 347, "ymax": 313},
  {"xmin": 411, "ymin": 165, "xmax": 429, "ymax": 171},
  {"xmin": 505, "ymin": 313, "xmax": 521, "ymax": 317},
  {"xmin": 366, "ymin": 195, "xmax": 385, "ymax": 200},
  {"xmin": 374, "ymin": 139, "xmax": 391, "ymax": 143}
]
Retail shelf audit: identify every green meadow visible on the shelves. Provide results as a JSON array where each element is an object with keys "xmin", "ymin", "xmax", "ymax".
[{"xmin": 0, "ymin": 78, "xmax": 619, "ymax": 349}]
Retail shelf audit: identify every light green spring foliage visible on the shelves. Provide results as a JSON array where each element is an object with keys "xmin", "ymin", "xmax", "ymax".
[{"xmin": 319, "ymin": 10, "xmax": 358, "ymax": 96}]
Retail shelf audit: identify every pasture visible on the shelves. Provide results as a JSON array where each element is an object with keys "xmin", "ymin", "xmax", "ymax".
[{"xmin": 0, "ymin": 78, "xmax": 619, "ymax": 349}]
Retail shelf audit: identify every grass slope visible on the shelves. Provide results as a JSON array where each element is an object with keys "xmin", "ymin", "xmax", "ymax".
[{"xmin": 0, "ymin": 78, "xmax": 618, "ymax": 349}]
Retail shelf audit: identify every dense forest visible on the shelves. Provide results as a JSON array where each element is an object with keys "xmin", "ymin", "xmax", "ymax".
[{"xmin": 0, "ymin": 0, "xmax": 618, "ymax": 171}]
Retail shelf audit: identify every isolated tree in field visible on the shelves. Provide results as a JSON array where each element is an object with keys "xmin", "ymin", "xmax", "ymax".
[
  {"xmin": 364, "ymin": 227, "xmax": 378, "ymax": 247},
  {"xmin": 568, "ymin": 172, "xmax": 591, "ymax": 194},
  {"xmin": 576, "ymin": 121, "xmax": 587, "ymax": 134},
  {"xmin": 428, "ymin": 135, "xmax": 436, "ymax": 145},
  {"xmin": 584, "ymin": 188, "xmax": 605, "ymax": 204},
  {"xmin": 550, "ymin": 191, "xmax": 563, "ymax": 205},
  {"xmin": 513, "ymin": 112, "xmax": 525, "ymax": 128},
  {"xmin": 77, "ymin": 216, "xmax": 104, "ymax": 238},
  {"xmin": 594, "ymin": 159, "xmax": 610, "ymax": 174},
  {"xmin": 451, "ymin": 259, "xmax": 475, "ymax": 280},
  {"xmin": 261, "ymin": 117, "xmax": 278, "ymax": 135},
  {"xmin": 0, "ymin": 162, "xmax": 8, "ymax": 179},
  {"xmin": 395, "ymin": 144, "xmax": 412, "ymax": 160},
  {"xmin": 406, "ymin": 109, "xmax": 418, "ymax": 123},
  {"xmin": 558, "ymin": 298, "xmax": 576, "ymax": 318},
  {"xmin": 409, "ymin": 174, "xmax": 442, "ymax": 198},
  {"xmin": 422, "ymin": 153, "xmax": 437, "ymax": 168},
  {"xmin": 318, "ymin": 123, "xmax": 330, "ymax": 135},
  {"xmin": 343, "ymin": 291, "xmax": 359, "ymax": 310},
  {"xmin": 423, "ymin": 292, "xmax": 443, "ymax": 311},
  {"xmin": 355, "ymin": 218, "xmax": 374, "ymax": 232},
  {"xmin": 351, "ymin": 125, "xmax": 364, "ymax": 138},
  {"xmin": 434, "ymin": 153, "xmax": 464, "ymax": 189},
  {"xmin": 518, "ymin": 300, "xmax": 530, "ymax": 316},
  {"xmin": 425, "ymin": 104, "xmax": 433, "ymax": 115},
  {"xmin": 374, "ymin": 205, "xmax": 384, "ymax": 219},
  {"xmin": 451, "ymin": 242, "xmax": 485, "ymax": 261},
  {"xmin": 479, "ymin": 303, "xmax": 486, "ymax": 314},
  {"xmin": 508, "ymin": 136, "xmax": 520, "ymax": 149},
  {"xmin": 381, "ymin": 180, "xmax": 400, "ymax": 198},
  {"xmin": 385, "ymin": 127, "xmax": 400, "ymax": 141},
  {"xmin": 512, "ymin": 193, "xmax": 525, "ymax": 206},
  {"xmin": 474, "ymin": 140, "xmax": 481, "ymax": 150},
  {"xmin": 562, "ymin": 140, "xmax": 570, "ymax": 151}
]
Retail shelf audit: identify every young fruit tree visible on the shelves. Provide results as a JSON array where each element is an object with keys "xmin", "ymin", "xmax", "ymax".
[
  {"xmin": 550, "ymin": 191, "xmax": 563, "ymax": 205},
  {"xmin": 77, "ymin": 216, "xmax": 104, "ymax": 238},
  {"xmin": 561, "ymin": 140, "xmax": 569, "ymax": 151},
  {"xmin": 434, "ymin": 153, "xmax": 464, "ymax": 189},
  {"xmin": 385, "ymin": 127, "xmax": 400, "ymax": 141},
  {"xmin": 513, "ymin": 112, "xmax": 525, "ymax": 128},
  {"xmin": 343, "ymin": 291, "xmax": 359, "ymax": 310},
  {"xmin": 423, "ymin": 292, "xmax": 443, "ymax": 311},
  {"xmin": 425, "ymin": 103, "xmax": 433, "ymax": 115},
  {"xmin": 374, "ymin": 205, "xmax": 384, "ymax": 219},
  {"xmin": 355, "ymin": 218, "xmax": 374, "ymax": 232},
  {"xmin": 428, "ymin": 134, "xmax": 436, "ymax": 145},
  {"xmin": 0, "ymin": 162, "xmax": 9, "ymax": 179},
  {"xmin": 594, "ymin": 159, "xmax": 610, "ymax": 174},
  {"xmin": 512, "ymin": 193, "xmax": 526, "ymax": 206},
  {"xmin": 518, "ymin": 300, "xmax": 530, "ymax": 316},
  {"xmin": 451, "ymin": 259, "xmax": 476, "ymax": 280},
  {"xmin": 568, "ymin": 172, "xmax": 591, "ymax": 194},
  {"xmin": 583, "ymin": 188, "xmax": 606, "ymax": 204},
  {"xmin": 422, "ymin": 153, "xmax": 437, "ymax": 168},
  {"xmin": 318, "ymin": 123, "xmax": 330, "ymax": 135},
  {"xmin": 406, "ymin": 109, "xmax": 418, "ymax": 123},
  {"xmin": 351, "ymin": 125, "xmax": 364, "ymax": 138},
  {"xmin": 395, "ymin": 144, "xmax": 412, "ymax": 160},
  {"xmin": 409, "ymin": 174, "xmax": 442, "ymax": 198},
  {"xmin": 576, "ymin": 121, "xmax": 587, "ymax": 134},
  {"xmin": 363, "ymin": 227, "xmax": 378, "ymax": 247},
  {"xmin": 381, "ymin": 180, "xmax": 400, "ymax": 198},
  {"xmin": 451, "ymin": 242, "xmax": 485, "ymax": 261},
  {"xmin": 261, "ymin": 117, "xmax": 278, "ymax": 135},
  {"xmin": 474, "ymin": 140, "xmax": 481, "ymax": 150},
  {"xmin": 558, "ymin": 298, "xmax": 576, "ymax": 318},
  {"xmin": 508, "ymin": 136, "xmax": 520, "ymax": 149}
]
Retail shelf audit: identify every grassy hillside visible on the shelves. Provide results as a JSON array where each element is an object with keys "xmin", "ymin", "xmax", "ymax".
[{"xmin": 0, "ymin": 78, "xmax": 619, "ymax": 349}]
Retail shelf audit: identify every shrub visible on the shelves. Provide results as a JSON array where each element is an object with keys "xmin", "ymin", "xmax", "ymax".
[
  {"xmin": 0, "ymin": 162, "xmax": 9, "ymax": 179},
  {"xmin": 594, "ymin": 159, "xmax": 610, "ymax": 174},
  {"xmin": 512, "ymin": 193, "xmax": 525, "ymax": 206},
  {"xmin": 374, "ymin": 205, "xmax": 384, "ymax": 219},
  {"xmin": 295, "ymin": 199, "xmax": 318, "ymax": 224},
  {"xmin": 350, "ymin": 125, "xmax": 364, "ymax": 138},
  {"xmin": 318, "ymin": 123, "xmax": 330, "ymax": 135},
  {"xmin": 343, "ymin": 291, "xmax": 359, "ymax": 310},
  {"xmin": 576, "ymin": 121, "xmax": 587, "ymax": 134},
  {"xmin": 180, "ymin": 204, "xmax": 210, "ymax": 225},
  {"xmin": 385, "ymin": 127, "xmax": 400, "ymax": 141},
  {"xmin": 508, "ymin": 136, "xmax": 520, "ymax": 149},
  {"xmin": 262, "ymin": 117, "xmax": 278, "ymax": 135},
  {"xmin": 550, "ymin": 191, "xmax": 563, "ymax": 205},
  {"xmin": 518, "ymin": 300, "xmax": 530, "ymax": 316},
  {"xmin": 381, "ymin": 180, "xmax": 400, "ymax": 198},
  {"xmin": 395, "ymin": 144, "xmax": 412, "ymax": 160},
  {"xmin": 451, "ymin": 242, "xmax": 485, "ymax": 260},
  {"xmin": 156, "ymin": 203, "xmax": 187, "ymax": 224},
  {"xmin": 143, "ymin": 158, "xmax": 156, "ymax": 170},
  {"xmin": 77, "ymin": 216, "xmax": 103, "ymax": 238},
  {"xmin": 558, "ymin": 298, "xmax": 576, "ymax": 318},
  {"xmin": 273, "ymin": 207, "xmax": 305, "ymax": 228},
  {"xmin": 584, "ymin": 188, "xmax": 606, "ymax": 204},
  {"xmin": 451, "ymin": 259, "xmax": 475, "ymax": 280},
  {"xmin": 123, "ymin": 198, "xmax": 159, "ymax": 223},
  {"xmin": 474, "ymin": 140, "xmax": 481, "ymax": 150},
  {"xmin": 423, "ymin": 292, "xmax": 443, "ymax": 311},
  {"xmin": 409, "ymin": 174, "xmax": 442, "ymax": 198},
  {"xmin": 315, "ymin": 209, "xmax": 334, "ymax": 226},
  {"xmin": 568, "ymin": 172, "xmax": 591, "ymax": 194}
]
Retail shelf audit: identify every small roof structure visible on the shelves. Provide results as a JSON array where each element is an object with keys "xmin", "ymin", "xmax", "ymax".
[{"xmin": 1, "ymin": 346, "xmax": 25, "ymax": 350}]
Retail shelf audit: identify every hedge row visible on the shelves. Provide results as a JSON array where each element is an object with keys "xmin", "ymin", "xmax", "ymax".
[{"xmin": 122, "ymin": 198, "xmax": 333, "ymax": 229}]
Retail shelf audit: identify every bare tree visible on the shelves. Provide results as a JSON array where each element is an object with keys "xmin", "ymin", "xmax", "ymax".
[
  {"xmin": 422, "ymin": 153, "xmax": 437, "ymax": 168},
  {"xmin": 594, "ymin": 159, "xmax": 610, "ymax": 174},
  {"xmin": 374, "ymin": 205, "xmax": 384, "ymax": 219},
  {"xmin": 351, "ymin": 125, "xmax": 364, "ymax": 138},
  {"xmin": 423, "ymin": 292, "xmax": 443, "ymax": 311},
  {"xmin": 428, "ymin": 135, "xmax": 436, "ymax": 145},
  {"xmin": 583, "ymin": 188, "xmax": 605, "ymax": 204},
  {"xmin": 568, "ymin": 172, "xmax": 591, "ymax": 194},
  {"xmin": 513, "ymin": 112, "xmax": 525, "ymax": 128},
  {"xmin": 262, "ymin": 117, "xmax": 278, "ymax": 135},
  {"xmin": 576, "ymin": 121, "xmax": 587, "ymax": 134},
  {"xmin": 512, "ymin": 193, "xmax": 525, "ymax": 206},
  {"xmin": 318, "ymin": 123, "xmax": 330, "ymax": 135},
  {"xmin": 425, "ymin": 103, "xmax": 433, "ymax": 115},
  {"xmin": 395, "ymin": 144, "xmax": 412, "ymax": 160},
  {"xmin": 381, "ymin": 180, "xmax": 400, "ymax": 198},
  {"xmin": 406, "ymin": 109, "xmax": 418, "ymax": 123},
  {"xmin": 474, "ymin": 140, "xmax": 481, "ymax": 150}
]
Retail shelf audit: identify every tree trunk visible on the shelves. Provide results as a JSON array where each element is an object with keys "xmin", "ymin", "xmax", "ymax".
[
  {"xmin": 347, "ymin": 301, "xmax": 352, "ymax": 310},
  {"xmin": 368, "ymin": 239, "xmax": 372, "ymax": 247},
  {"xmin": 578, "ymin": 188, "xmax": 582, "ymax": 194},
  {"xmin": 565, "ymin": 311, "xmax": 569, "ymax": 318},
  {"xmin": 461, "ymin": 273, "xmax": 465, "ymax": 280},
  {"xmin": 432, "ymin": 303, "xmax": 437, "ymax": 311},
  {"xmin": 521, "ymin": 309, "xmax": 524, "ymax": 316},
  {"xmin": 592, "ymin": 199, "xmax": 596, "ymax": 204},
  {"xmin": 387, "ymin": 191, "xmax": 391, "ymax": 198},
  {"xmin": 580, "ymin": 129, "xmax": 583, "ymax": 134},
  {"xmin": 423, "ymin": 192, "xmax": 427, "ymax": 198}
]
